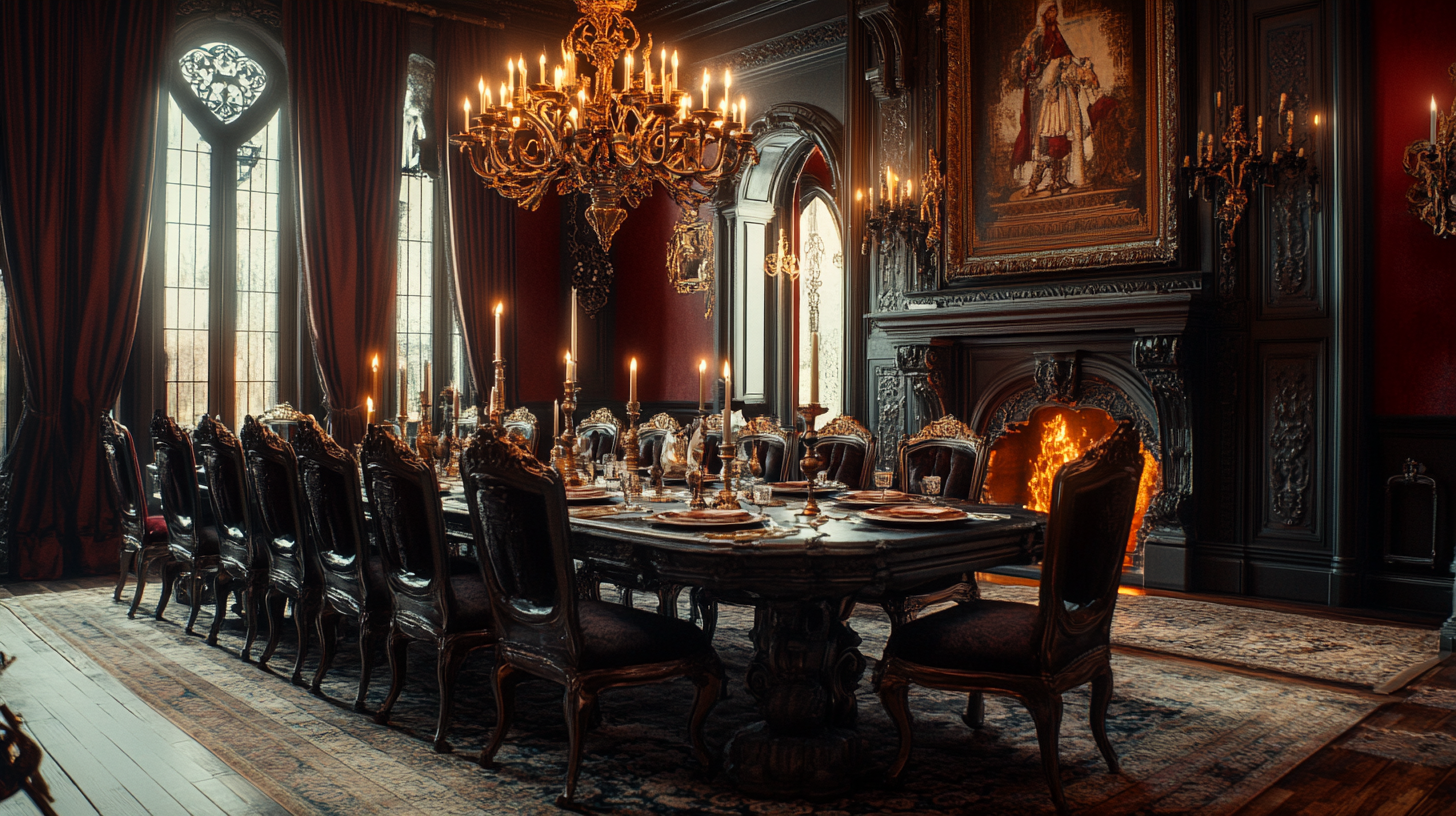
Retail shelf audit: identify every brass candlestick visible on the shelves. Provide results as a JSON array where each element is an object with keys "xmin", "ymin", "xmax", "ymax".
[
  {"xmin": 687, "ymin": 470, "xmax": 708, "ymax": 510},
  {"xmin": 796, "ymin": 403, "xmax": 829, "ymax": 517},
  {"xmin": 555, "ymin": 379, "xmax": 583, "ymax": 486},
  {"xmin": 715, "ymin": 438, "xmax": 739, "ymax": 507},
  {"xmin": 489, "ymin": 358, "xmax": 507, "ymax": 426},
  {"xmin": 415, "ymin": 393, "xmax": 436, "ymax": 462},
  {"xmin": 623, "ymin": 401, "xmax": 642, "ymax": 508}
]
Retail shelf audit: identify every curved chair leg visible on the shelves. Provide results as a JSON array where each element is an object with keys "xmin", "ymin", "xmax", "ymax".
[
  {"xmin": 114, "ymin": 549, "xmax": 136, "ymax": 602},
  {"xmin": 311, "ymin": 606, "xmax": 342, "ymax": 695},
  {"xmin": 354, "ymin": 613, "xmax": 383, "ymax": 713},
  {"xmin": 184, "ymin": 569, "xmax": 207, "ymax": 635},
  {"xmin": 240, "ymin": 580, "xmax": 262, "ymax": 663},
  {"xmin": 128, "ymin": 552, "xmax": 158, "ymax": 618},
  {"xmin": 961, "ymin": 692, "xmax": 985, "ymax": 729},
  {"xmin": 690, "ymin": 587, "xmax": 719, "ymax": 641},
  {"xmin": 373, "ymin": 629, "xmax": 410, "ymax": 725},
  {"xmin": 480, "ymin": 661, "xmax": 522, "ymax": 768},
  {"xmin": 1028, "ymin": 693, "xmax": 1068, "ymax": 816},
  {"xmin": 557, "ymin": 683, "xmax": 596, "ymax": 809},
  {"xmin": 291, "ymin": 594, "xmax": 319, "ymax": 686},
  {"xmin": 1091, "ymin": 667, "xmax": 1119, "ymax": 773},
  {"xmin": 156, "ymin": 561, "xmax": 183, "ymax": 621},
  {"xmin": 257, "ymin": 588, "xmax": 287, "ymax": 671},
  {"xmin": 877, "ymin": 672, "xmax": 916, "ymax": 782},
  {"xmin": 207, "ymin": 570, "xmax": 232, "ymax": 646},
  {"xmin": 431, "ymin": 640, "xmax": 472, "ymax": 753},
  {"xmin": 687, "ymin": 667, "xmax": 723, "ymax": 771},
  {"xmin": 657, "ymin": 585, "xmax": 684, "ymax": 619}
]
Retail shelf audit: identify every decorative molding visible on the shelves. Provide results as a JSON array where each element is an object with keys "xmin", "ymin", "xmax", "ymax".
[
  {"xmin": 1268, "ymin": 361, "xmax": 1314, "ymax": 528},
  {"xmin": 819, "ymin": 415, "xmax": 873, "ymax": 444},
  {"xmin": 856, "ymin": 0, "xmax": 910, "ymax": 99},
  {"xmin": 1134, "ymin": 336, "xmax": 1192, "ymax": 535},
  {"xmin": 896, "ymin": 345, "xmax": 948, "ymax": 422},
  {"xmin": 874, "ymin": 365, "xmax": 903, "ymax": 471},
  {"xmin": 178, "ymin": 0, "xmax": 281, "ymax": 28},
  {"xmin": 1266, "ymin": 23, "xmax": 1316, "ymax": 307},
  {"xmin": 905, "ymin": 413, "xmax": 979, "ymax": 444},
  {"xmin": 639, "ymin": 413, "xmax": 682, "ymax": 434},
  {"xmin": 875, "ymin": 94, "xmax": 912, "ymax": 311},
  {"xmin": 904, "ymin": 273, "xmax": 1202, "ymax": 310},
  {"xmin": 717, "ymin": 19, "xmax": 848, "ymax": 75},
  {"xmin": 580, "ymin": 406, "xmax": 623, "ymax": 433},
  {"xmin": 1033, "ymin": 352, "xmax": 1080, "ymax": 404}
]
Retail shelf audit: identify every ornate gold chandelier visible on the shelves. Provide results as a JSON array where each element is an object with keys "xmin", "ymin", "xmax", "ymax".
[{"xmin": 450, "ymin": 0, "xmax": 758, "ymax": 251}]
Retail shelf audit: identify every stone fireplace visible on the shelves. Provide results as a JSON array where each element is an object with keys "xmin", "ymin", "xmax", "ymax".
[{"xmin": 868, "ymin": 281, "xmax": 1198, "ymax": 585}]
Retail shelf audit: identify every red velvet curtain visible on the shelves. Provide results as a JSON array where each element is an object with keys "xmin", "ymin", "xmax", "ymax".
[
  {"xmin": 438, "ymin": 22, "xmax": 517, "ymax": 409},
  {"xmin": 0, "ymin": 0, "xmax": 172, "ymax": 579},
  {"xmin": 286, "ymin": 0, "xmax": 407, "ymax": 449}
]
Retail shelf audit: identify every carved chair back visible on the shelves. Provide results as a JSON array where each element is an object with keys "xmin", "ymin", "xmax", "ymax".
[
  {"xmin": 807, "ymin": 415, "xmax": 877, "ymax": 489},
  {"xmin": 502, "ymin": 407, "xmax": 539, "ymax": 454},
  {"xmin": 361, "ymin": 424, "xmax": 458, "ymax": 634},
  {"xmin": 194, "ymin": 414, "xmax": 258, "ymax": 576},
  {"xmin": 461, "ymin": 425, "xmax": 583, "ymax": 669},
  {"xmin": 1034, "ymin": 421, "xmax": 1144, "ymax": 672},
  {"xmin": 687, "ymin": 414, "xmax": 725, "ymax": 475},
  {"xmin": 101, "ymin": 412, "xmax": 148, "ymax": 548},
  {"xmin": 241, "ymin": 416, "xmax": 316, "ymax": 594},
  {"xmin": 150, "ymin": 410, "xmax": 210, "ymax": 561},
  {"xmin": 896, "ymin": 414, "xmax": 989, "ymax": 501},
  {"xmin": 576, "ymin": 407, "xmax": 622, "ymax": 463},
  {"xmin": 636, "ymin": 413, "xmax": 682, "ymax": 469},
  {"xmin": 736, "ymin": 416, "xmax": 793, "ymax": 482},
  {"xmin": 294, "ymin": 415, "xmax": 377, "ymax": 615}
]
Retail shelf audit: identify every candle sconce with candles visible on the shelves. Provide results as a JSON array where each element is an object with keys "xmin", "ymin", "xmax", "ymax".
[
  {"xmin": 1404, "ymin": 64, "xmax": 1456, "ymax": 238},
  {"xmin": 1183, "ymin": 94, "xmax": 1321, "ymax": 268},
  {"xmin": 763, "ymin": 228, "xmax": 800, "ymax": 279},
  {"xmin": 860, "ymin": 149, "xmax": 943, "ymax": 269}
]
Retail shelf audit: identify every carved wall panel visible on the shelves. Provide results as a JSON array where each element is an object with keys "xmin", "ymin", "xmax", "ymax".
[
  {"xmin": 896, "ymin": 345, "xmax": 949, "ymax": 430},
  {"xmin": 874, "ymin": 364, "xmax": 903, "ymax": 470},
  {"xmin": 1259, "ymin": 343, "xmax": 1323, "ymax": 540}
]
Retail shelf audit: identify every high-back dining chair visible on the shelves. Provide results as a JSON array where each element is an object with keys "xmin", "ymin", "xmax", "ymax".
[
  {"xmin": 145, "ymin": 411, "xmax": 221, "ymax": 627},
  {"xmin": 461, "ymin": 424, "xmax": 723, "ymax": 809},
  {"xmin": 807, "ymin": 415, "xmax": 877, "ymax": 489},
  {"xmin": 241, "ymin": 416, "xmax": 324, "ymax": 685},
  {"xmin": 194, "ymin": 414, "xmax": 266, "ymax": 659},
  {"xmin": 736, "ymin": 416, "xmax": 794, "ymax": 482},
  {"xmin": 896, "ymin": 414, "xmax": 989, "ymax": 501},
  {"xmin": 293, "ymin": 415, "xmax": 391, "ymax": 709},
  {"xmin": 501, "ymin": 407, "xmax": 539, "ymax": 456},
  {"xmin": 361, "ymin": 424, "xmax": 495, "ymax": 753},
  {"xmin": 874, "ymin": 421, "xmax": 1145, "ymax": 816},
  {"xmin": 635, "ymin": 412, "xmax": 682, "ymax": 471},
  {"xmin": 100, "ymin": 412, "xmax": 168, "ymax": 604},
  {"xmin": 575, "ymin": 407, "xmax": 623, "ymax": 463}
]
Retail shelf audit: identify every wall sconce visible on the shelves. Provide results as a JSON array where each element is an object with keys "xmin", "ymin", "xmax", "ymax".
[
  {"xmin": 1403, "ymin": 64, "xmax": 1456, "ymax": 238},
  {"xmin": 1183, "ymin": 95, "xmax": 1320, "ymax": 262},
  {"xmin": 764, "ymin": 228, "xmax": 800, "ymax": 279},
  {"xmin": 859, "ymin": 149, "xmax": 943, "ymax": 266}
]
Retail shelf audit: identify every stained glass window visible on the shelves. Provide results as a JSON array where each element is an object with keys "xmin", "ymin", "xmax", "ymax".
[
  {"xmin": 163, "ymin": 94, "xmax": 213, "ymax": 425},
  {"xmin": 797, "ymin": 196, "xmax": 844, "ymax": 425},
  {"xmin": 180, "ymin": 42, "xmax": 268, "ymax": 124}
]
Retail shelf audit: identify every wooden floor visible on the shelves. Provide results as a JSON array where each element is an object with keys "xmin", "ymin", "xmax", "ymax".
[
  {"xmin": 0, "ymin": 578, "xmax": 286, "ymax": 816},
  {"xmin": 0, "ymin": 574, "xmax": 1451, "ymax": 815}
]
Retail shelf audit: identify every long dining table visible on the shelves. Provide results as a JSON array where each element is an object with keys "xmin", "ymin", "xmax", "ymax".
[{"xmin": 440, "ymin": 486, "xmax": 1044, "ymax": 800}]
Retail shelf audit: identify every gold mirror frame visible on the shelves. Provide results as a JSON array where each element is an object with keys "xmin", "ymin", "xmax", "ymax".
[{"xmin": 667, "ymin": 209, "xmax": 715, "ymax": 317}]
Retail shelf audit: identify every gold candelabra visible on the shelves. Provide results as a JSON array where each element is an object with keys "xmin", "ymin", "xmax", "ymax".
[
  {"xmin": 489, "ymin": 359, "xmax": 507, "ymax": 426},
  {"xmin": 715, "ymin": 438, "xmax": 739, "ymax": 508},
  {"xmin": 448, "ymin": 0, "xmax": 759, "ymax": 251},
  {"xmin": 554, "ymin": 378, "xmax": 584, "ymax": 486},
  {"xmin": 1184, "ymin": 99, "xmax": 1320, "ymax": 264},
  {"xmin": 795, "ymin": 403, "xmax": 829, "ymax": 517},
  {"xmin": 763, "ymin": 228, "xmax": 799, "ymax": 278},
  {"xmin": 415, "ymin": 393, "xmax": 436, "ymax": 463},
  {"xmin": 622, "ymin": 401, "xmax": 642, "ymax": 505},
  {"xmin": 1404, "ymin": 64, "xmax": 1456, "ymax": 238},
  {"xmin": 860, "ymin": 149, "xmax": 943, "ymax": 265}
]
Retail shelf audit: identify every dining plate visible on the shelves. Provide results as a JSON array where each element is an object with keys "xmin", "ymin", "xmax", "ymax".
[
  {"xmin": 768, "ymin": 480, "xmax": 845, "ymax": 496},
  {"xmin": 859, "ymin": 505, "xmax": 970, "ymax": 525},
  {"xmin": 833, "ymin": 489, "xmax": 919, "ymax": 509},
  {"xmin": 648, "ymin": 509, "xmax": 766, "ymax": 528},
  {"xmin": 565, "ymin": 487, "xmax": 615, "ymax": 505}
]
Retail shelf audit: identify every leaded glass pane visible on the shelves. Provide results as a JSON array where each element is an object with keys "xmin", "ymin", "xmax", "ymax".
[
  {"xmin": 398, "ymin": 172, "xmax": 434, "ymax": 419},
  {"xmin": 180, "ymin": 42, "xmax": 268, "ymax": 125},
  {"xmin": 163, "ymin": 95, "xmax": 213, "ymax": 424},
  {"xmin": 234, "ymin": 109, "xmax": 281, "ymax": 422},
  {"xmin": 797, "ymin": 197, "xmax": 844, "ymax": 426},
  {"xmin": 403, "ymin": 55, "xmax": 434, "ymax": 172}
]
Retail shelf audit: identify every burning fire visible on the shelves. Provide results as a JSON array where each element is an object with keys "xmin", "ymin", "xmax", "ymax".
[{"xmin": 988, "ymin": 408, "xmax": 1160, "ymax": 559}]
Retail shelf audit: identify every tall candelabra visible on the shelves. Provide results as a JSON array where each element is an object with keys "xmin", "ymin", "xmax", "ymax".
[
  {"xmin": 795, "ymin": 403, "xmax": 829, "ymax": 517},
  {"xmin": 415, "ymin": 392, "xmax": 436, "ymax": 463},
  {"xmin": 860, "ymin": 149, "xmax": 943, "ymax": 267},
  {"xmin": 622, "ymin": 401, "xmax": 642, "ymax": 505},
  {"xmin": 1404, "ymin": 64, "xmax": 1456, "ymax": 238},
  {"xmin": 554, "ymin": 378, "xmax": 584, "ymax": 486},
  {"xmin": 1184, "ymin": 99, "xmax": 1320, "ymax": 265}
]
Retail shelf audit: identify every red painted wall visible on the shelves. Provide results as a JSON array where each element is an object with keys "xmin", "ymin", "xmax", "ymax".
[
  {"xmin": 1372, "ymin": 4, "xmax": 1456, "ymax": 415},
  {"xmin": 514, "ymin": 195, "xmax": 563, "ymax": 402},
  {"xmin": 610, "ymin": 188, "xmax": 715, "ymax": 403}
]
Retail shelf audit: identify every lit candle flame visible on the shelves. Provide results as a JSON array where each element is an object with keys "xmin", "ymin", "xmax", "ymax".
[
  {"xmin": 494, "ymin": 301, "xmax": 503, "ymax": 317},
  {"xmin": 372, "ymin": 354, "xmax": 379, "ymax": 372}
]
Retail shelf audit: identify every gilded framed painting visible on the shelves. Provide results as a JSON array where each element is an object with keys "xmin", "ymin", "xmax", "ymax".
[{"xmin": 943, "ymin": 0, "xmax": 1178, "ymax": 279}]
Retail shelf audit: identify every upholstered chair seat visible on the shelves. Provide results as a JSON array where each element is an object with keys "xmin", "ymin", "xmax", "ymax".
[
  {"xmin": 884, "ymin": 599, "xmax": 1041, "ymax": 675},
  {"xmin": 575, "ymin": 599, "xmax": 716, "ymax": 671}
]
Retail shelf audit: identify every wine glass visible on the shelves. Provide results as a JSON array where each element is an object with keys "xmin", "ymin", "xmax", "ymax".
[
  {"xmin": 751, "ymin": 483, "xmax": 774, "ymax": 509},
  {"xmin": 874, "ymin": 470, "xmax": 893, "ymax": 501},
  {"xmin": 735, "ymin": 445, "xmax": 752, "ymax": 487},
  {"xmin": 921, "ymin": 475, "xmax": 942, "ymax": 506},
  {"xmin": 603, "ymin": 461, "xmax": 620, "ymax": 495}
]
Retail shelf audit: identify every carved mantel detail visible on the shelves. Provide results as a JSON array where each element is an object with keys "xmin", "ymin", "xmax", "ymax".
[
  {"xmin": 1033, "ymin": 352, "xmax": 1080, "ymax": 404},
  {"xmin": 874, "ymin": 365, "xmax": 903, "ymax": 471},
  {"xmin": 896, "ymin": 344, "xmax": 949, "ymax": 427},
  {"xmin": 856, "ymin": 0, "xmax": 910, "ymax": 99},
  {"xmin": 1135, "ymin": 336, "xmax": 1193, "ymax": 540}
]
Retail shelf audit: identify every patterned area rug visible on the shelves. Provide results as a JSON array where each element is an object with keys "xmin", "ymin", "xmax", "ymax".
[
  {"xmin": 979, "ymin": 583, "xmax": 1440, "ymax": 690},
  {"xmin": 4, "ymin": 586, "xmax": 1377, "ymax": 816}
]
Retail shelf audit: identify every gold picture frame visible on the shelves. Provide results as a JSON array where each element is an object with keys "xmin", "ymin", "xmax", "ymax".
[{"xmin": 667, "ymin": 209, "xmax": 715, "ymax": 317}]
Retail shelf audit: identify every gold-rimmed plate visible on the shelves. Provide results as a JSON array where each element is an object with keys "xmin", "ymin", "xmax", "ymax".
[
  {"xmin": 648, "ymin": 509, "xmax": 766, "ymax": 529},
  {"xmin": 859, "ymin": 505, "xmax": 970, "ymax": 525},
  {"xmin": 834, "ymin": 489, "xmax": 920, "ymax": 509}
]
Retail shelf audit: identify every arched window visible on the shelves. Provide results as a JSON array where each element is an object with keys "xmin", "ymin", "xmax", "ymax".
[
  {"xmin": 156, "ymin": 27, "xmax": 290, "ymax": 426},
  {"xmin": 796, "ymin": 194, "xmax": 844, "ymax": 422}
]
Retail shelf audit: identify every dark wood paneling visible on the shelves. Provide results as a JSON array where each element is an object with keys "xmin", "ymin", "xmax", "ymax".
[{"xmin": 1256, "ymin": 340, "xmax": 1325, "ymax": 545}]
